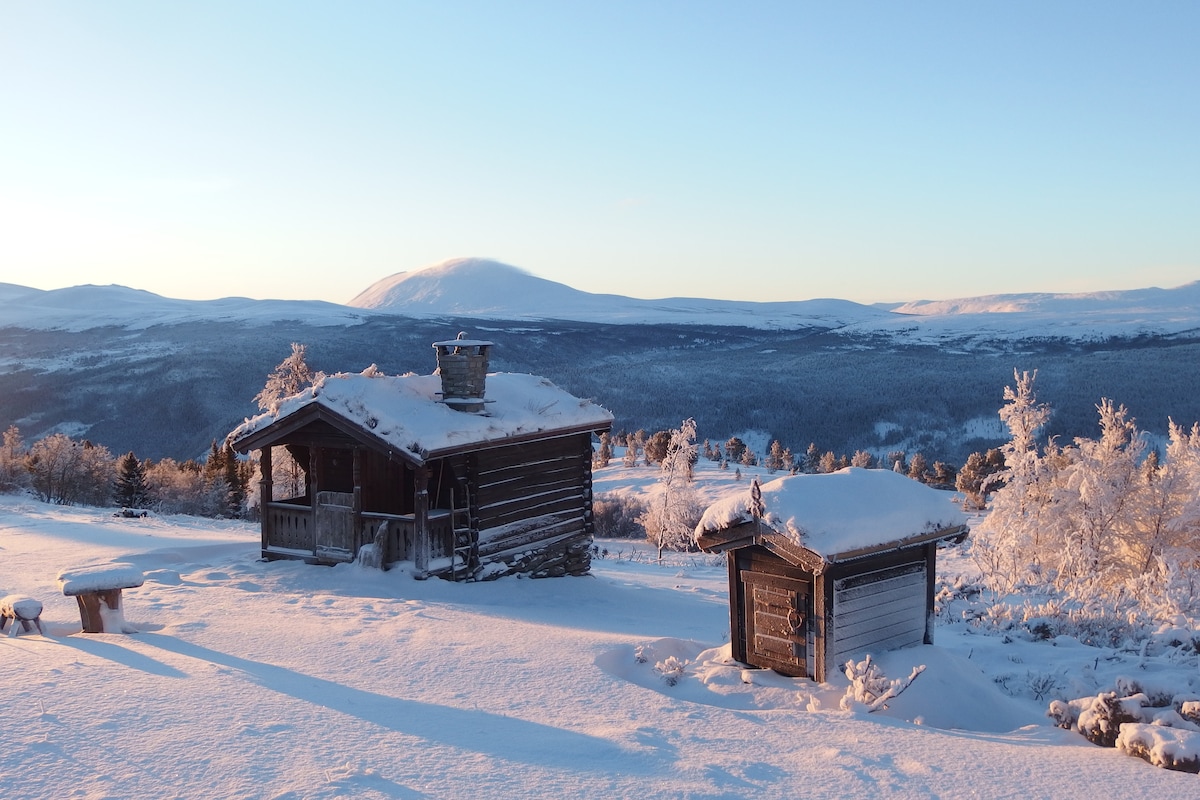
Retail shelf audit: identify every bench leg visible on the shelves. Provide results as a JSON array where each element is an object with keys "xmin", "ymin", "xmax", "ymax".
[{"xmin": 75, "ymin": 590, "xmax": 124, "ymax": 633}]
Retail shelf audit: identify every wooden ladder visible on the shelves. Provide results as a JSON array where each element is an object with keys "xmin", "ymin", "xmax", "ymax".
[{"xmin": 450, "ymin": 480, "xmax": 479, "ymax": 581}]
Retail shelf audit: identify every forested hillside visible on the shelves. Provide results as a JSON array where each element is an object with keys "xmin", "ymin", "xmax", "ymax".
[{"xmin": 1, "ymin": 316, "xmax": 1198, "ymax": 468}]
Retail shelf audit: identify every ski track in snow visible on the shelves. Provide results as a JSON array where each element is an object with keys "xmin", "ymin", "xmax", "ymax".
[{"xmin": 1, "ymin": 493, "xmax": 1196, "ymax": 799}]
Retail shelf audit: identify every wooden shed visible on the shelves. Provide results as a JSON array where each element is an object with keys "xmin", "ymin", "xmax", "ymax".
[
  {"xmin": 228, "ymin": 335, "xmax": 613, "ymax": 580},
  {"xmin": 694, "ymin": 468, "xmax": 968, "ymax": 682}
]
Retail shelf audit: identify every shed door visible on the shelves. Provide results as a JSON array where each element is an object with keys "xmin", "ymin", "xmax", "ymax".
[
  {"xmin": 315, "ymin": 491, "xmax": 355, "ymax": 562},
  {"xmin": 831, "ymin": 560, "xmax": 927, "ymax": 668},
  {"xmin": 741, "ymin": 570, "xmax": 809, "ymax": 677}
]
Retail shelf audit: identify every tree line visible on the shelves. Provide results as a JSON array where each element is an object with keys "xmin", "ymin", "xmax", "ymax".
[
  {"xmin": 600, "ymin": 427, "xmax": 976, "ymax": 490},
  {"xmin": 970, "ymin": 370, "xmax": 1200, "ymax": 633},
  {"xmin": 0, "ymin": 425, "xmax": 254, "ymax": 518}
]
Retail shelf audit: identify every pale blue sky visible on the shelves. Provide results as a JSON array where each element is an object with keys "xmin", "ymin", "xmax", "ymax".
[{"xmin": 1, "ymin": 2, "xmax": 1196, "ymax": 305}]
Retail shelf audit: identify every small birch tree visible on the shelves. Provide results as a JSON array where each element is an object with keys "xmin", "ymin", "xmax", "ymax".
[{"xmin": 639, "ymin": 418, "xmax": 700, "ymax": 560}]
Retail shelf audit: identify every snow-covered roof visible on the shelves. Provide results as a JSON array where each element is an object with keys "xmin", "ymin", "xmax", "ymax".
[
  {"xmin": 229, "ymin": 368, "xmax": 613, "ymax": 462},
  {"xmin": 695, "ymin": 468, "xmax": 967, "ymax": 560}
]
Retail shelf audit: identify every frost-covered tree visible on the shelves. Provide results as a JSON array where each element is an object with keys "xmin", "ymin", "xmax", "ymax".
[
  {"xmin": 724, "ymin": 437, "xmax": 747, "ymax": 464},
  {"xmin": 644, "ymin": 430, "xmax": 670, "ymax": 465},
  {"xmin": 851, "ymin": 450, "xmax": 874, "ymax": 469},
  {"xmin": 971, "ymin": 371, "xmax": 1054, "ymax": 592},
  {"xmin": 25, "ymin": 434, "xmax": 113, "ymax": 506},
  {"xmin": 931, "ymin": 460, "xmax": 957, "ymax": 488},
  {"xmin": 907, "ymin": 453, "xmax": 929, "ymax": 483},
  {"xmin": 818, "ymin": 450, "xmax": 838, "ymax": 474},
  {"xmin": 593, "ymin": 432, "xmax": 612, "ymax": 469},
  {"xmin": 144, "ymin": 458, "xmax": 208, "ymax": 515},
  {"xmin": 804, "ymin": 443, "xmax": 821, "ymax": 474},
  {"xmin": 1056, "ymin": 399, "xmax": 1145, "ymax": 593},
  {"xmin": 624, "ymin": 429, "xmax": 646, "ymax": 468},
  {"xmin": 765, "ymin": 440, "xmax": 786, "ymax": 473},
  {"xmin": 639, "ymin": 418, "xmax": 701, "ymax": 560},
  {"xmin": 0, "ymin": 424, "xmax": 28, "ymax": 492},
  {"xmin": 255, "ymin": 342, "xmax": 315, "ymax": 413},
  {"xmin": 202, "ymin": 441, "xmax": 250, "ymax": 518},
  {"xmin": 974, "ymin": 372, "xmax": 1200, "ymax": 619},
  {"xmin": 739, "ymin": 447, "xmax": 758, "ymax": 468},
  {"xmin": 956, "ymin": 448, "xmax": 1005, "ymax": 510}
]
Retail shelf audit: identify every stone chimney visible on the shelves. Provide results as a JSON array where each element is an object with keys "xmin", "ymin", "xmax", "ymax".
[{"xmin": 433, "ymin": 332, "xmax": 493, "ymax": 413}]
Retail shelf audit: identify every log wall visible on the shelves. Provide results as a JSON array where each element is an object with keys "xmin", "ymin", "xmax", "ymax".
[{"xmin": 469, "ymin": 434, "xmax": 594, "ymax": 578}]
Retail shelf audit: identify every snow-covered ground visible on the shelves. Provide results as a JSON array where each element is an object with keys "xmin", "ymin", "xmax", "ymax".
[{"xmin": 3, "ymin": 472, "xmax": 1198, "ymax": 798}]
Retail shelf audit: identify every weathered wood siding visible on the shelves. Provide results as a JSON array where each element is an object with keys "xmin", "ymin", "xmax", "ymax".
[
  {"xmin": 829, "ymin": 557, "xmax": 927, "ymax": 670},
  {"xmin": 265, "ymin": 501, "xmax": 314, "ymax": 552},
  {"xmin": 469, "ymin": 434, "xmax": 594, "ymax": 577}
]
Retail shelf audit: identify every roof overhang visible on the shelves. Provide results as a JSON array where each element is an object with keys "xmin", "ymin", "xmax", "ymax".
[
  {"xmin": 696, "ymin": 520, "xmax": 969, "ymax": 575},
  {"xmin": 230, "ymin": 402, "xmax": 612, "ymax": 467}
]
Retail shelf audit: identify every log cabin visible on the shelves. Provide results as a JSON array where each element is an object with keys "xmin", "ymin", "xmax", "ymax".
[
  {"xmin": 694, "ymin": 468, "xmax": 968, "ymax": 682},
  {"xmin": 228, "ymin": 334, "xmax": 613, "ymax": 580}
]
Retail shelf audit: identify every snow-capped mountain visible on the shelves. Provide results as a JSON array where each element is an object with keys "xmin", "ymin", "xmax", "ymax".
[
  {"xmin": 348, "ymin": 258, "xmax": 1200, "ymax": 342},
  {"xmin": 347, "ymin": 257, "xmax": 882, "ymax": 330},
  {"xmin": 2, "ymin": 259, "xmax": 1196, "ymax": 340}
]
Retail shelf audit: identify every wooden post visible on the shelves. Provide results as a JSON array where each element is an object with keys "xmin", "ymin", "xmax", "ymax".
[
  {"xmin": 307, "ymin": 446, "xmax": 321, "ymax": 559},
  {"xmin": 260, "ymin": 446, "xmax": 273, "ymax": 555},
  {"xmin": 352, "ymin": 447, "xmax": 363, "ymax": 557},
  {"xmin": 414, "ymin": 465, "xmax": 430, "ymax": 578}
]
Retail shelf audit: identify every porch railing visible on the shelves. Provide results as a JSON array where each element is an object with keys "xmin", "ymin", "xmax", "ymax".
[{"xmin": 264, "ymin": 502, "xmax": 457, "ymax": 564}]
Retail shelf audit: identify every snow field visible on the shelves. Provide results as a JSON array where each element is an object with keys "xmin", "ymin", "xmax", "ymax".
[{"xmin": 2, "ymin": 494, "xmax": 1197, "ymax": 798}]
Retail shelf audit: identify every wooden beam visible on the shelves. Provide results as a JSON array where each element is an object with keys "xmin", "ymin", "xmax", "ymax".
[
  {"xmin": 414, "ymin": 465, "xmax": 430, "ymax": 577},
  {"xmin": 260, "ymin": 446, "xmax": 273, "ymax": 556}
]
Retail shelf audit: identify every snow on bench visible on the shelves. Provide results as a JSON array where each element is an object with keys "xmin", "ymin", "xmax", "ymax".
[
  {"xmin": 1, "ymin": 594, "xmax": 46, "ymax": 637},
  {"xmin": 57, "ymin": 563, "xmax": 145, "ymax": 634}
]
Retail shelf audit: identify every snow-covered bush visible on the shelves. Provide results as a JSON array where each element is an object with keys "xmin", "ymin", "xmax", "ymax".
[
  {"xmin": 593, "ymin": 494, "xmax": 648, "ymax": 539},
  {"xmin": 1049, "ymin": 682, "xmax": 1200, "ymax": 754},
  {"xmin": 655, "ymin": 656, "xmax": 688, "ymax": 686},
  {"xmin": 839, "ymin": 654, "xmax": 924, "ymax": 713},
  {"xmin": 1117, "ymin": 724, "xmax": 1200, "ymax": 773}
]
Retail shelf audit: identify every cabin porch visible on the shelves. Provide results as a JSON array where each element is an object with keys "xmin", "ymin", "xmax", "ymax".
[{"xmin": 257, "ymin": 442, "xmax": 473, "ymax": 577}]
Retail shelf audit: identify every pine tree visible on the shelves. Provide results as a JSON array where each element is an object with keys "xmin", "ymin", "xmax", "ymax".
[
  {"xmin": 593, "ymin": 432, "xmax": 612, "ymax": 468},
  {"xmin": 644, "ymin": 431, "xmax": 671, "ymax": 464},
  {"xmin": 114, "ymin": 451, "xmax": 151, "ymax": 509},
  {"xmin": 804, "ymin": 443, "xmax": 821, "ymax": 474},
  {"xmin": 766, "ymin": 440, "xmax": 786, "ymax": 473},
  {"xmin": 851, "ymin": 450, "xmax": 874, "ymax": 468},
  {"xmin": 907, "ymin": 453, "xmax": 929, "ymax": 483}
]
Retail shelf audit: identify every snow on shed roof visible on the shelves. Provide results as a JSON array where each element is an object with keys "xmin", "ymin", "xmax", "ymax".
[
  {"xmin": 695, "ymin": 467, "xmax": 967, "ymax": 559},
  {"xmin": 229, "ymin": 368, "xmax": 613, "ymax": 461}
]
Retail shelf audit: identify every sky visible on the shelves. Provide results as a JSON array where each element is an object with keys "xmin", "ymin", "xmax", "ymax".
[{"xmin": 1, "ymin": 2, "xmax": 1197, "ymax": 306}]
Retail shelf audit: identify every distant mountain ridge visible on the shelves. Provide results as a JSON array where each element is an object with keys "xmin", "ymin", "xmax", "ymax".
[
  {"xmin": 347, "ymin": 257, "xmax": 881, "ymax": 330},
  {"xmin": 1, "ymin": 258, "xmax": 1197, "ymax": 342}
]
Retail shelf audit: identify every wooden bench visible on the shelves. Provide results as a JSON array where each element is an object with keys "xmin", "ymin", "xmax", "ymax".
[
  {"xmin": 57, "ymin": 563, "xmax": 145, "ymax": 634},
  {"xmin": 1, "ymin": 595, "xmax": 45, "ymax": 637}
]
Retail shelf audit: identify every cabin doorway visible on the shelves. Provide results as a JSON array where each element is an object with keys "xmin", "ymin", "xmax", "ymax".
[
  {"xmin": 315, "ymin": 491, "xmax": 355, "ymax": 562},
  {"xmin": 741, "ymin": 570, "xmax": 811, "ymax": 677}
]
